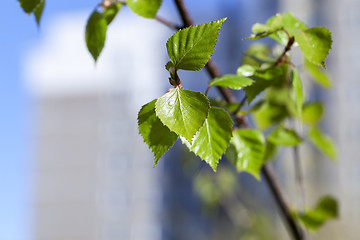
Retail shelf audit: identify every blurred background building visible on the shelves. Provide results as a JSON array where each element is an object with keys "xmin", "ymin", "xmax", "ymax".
[{"xmin": 1, "ymin": 0, "xmax": 360, "ymax": 239}]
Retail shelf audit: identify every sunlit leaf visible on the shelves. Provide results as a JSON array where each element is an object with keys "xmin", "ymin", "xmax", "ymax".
[
  {"xmin": 244, "ymin": 14, "xmax": 283, "ymax": 40},
  {"xmin": 209, "ymin": 74, "xmax": 254, "ymax": 90},
  {"xmin": 181, "ymin": 107, "xmax": 233, "ymax": 171},
  {"xmin": 85, "ymin": 11, "xmax": 107, "ymax": 62},
  {"xmin": 299, "ymin": 196, "xmax": 338, "ymax": 230},
  {"xmin": 155, "ymin": 87, "xmax": 210, "ymax": 142},
  {"xmin": 138, "ymin": 99, "xmax": 178, "ymax": 166},
  {"xmin": 226, "ymin": 129, "xmax": 266, "ymax": 180},
  {"xmin": 268, "ymin": 126, "xmax": 303, "ymax": 146},
  {"xmin": 301, "ymin": 102, "xmax": 323, "ymax": 125},
  {"xmin": 166, "ymin": 18, "xmax": 226, "ymax": 71},
  {"xmin": 268, "ymin": 12, "xmax": 307, "ymax": 45},
  {"xmin": 308, "ymin": 127, "xmax": 337, "ymax": 160},
  {"xmin": 304, "ymin": 60, "xmax": 332, "ymax": 88},
  {"xmin": 126, "ymin": 0, "xmax": 162, "ymax": 18},
  {"xmin": 103, "ymin": 2, "xmax": 122, "ymax": 25},
  {"xmin": 295, "ymin": 27, "xmax": 332, "ymax": 68}
]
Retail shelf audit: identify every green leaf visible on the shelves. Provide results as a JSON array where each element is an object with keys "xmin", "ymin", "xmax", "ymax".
[
  {"xmin": 299, "ymin": 196, "xmax": 338, "ymax": 230},
  {"xmin": 155, "ymin": 87, "xmax": 210, "ymax": 143},
  {"xmin": 301, "ymin": 102, "xmax": 323, "ymax": 125},
  {"xmin": 226, "ymin": 129, "xmax": 266, "ymax": 180},
  {"xmin": 166, "ymin": 18, "xmax": 226, "ymax": 71},
  {"xmin": 268, "ymin": 126, "xmax": 302, "ymax": 146},
  {"xmin": 244, "ymin": 14, "xmax": 283, "ymax": 40},
  {"xmin": 244, "ymin": 80, "xmax": 274, "ymax": 104},
  {"xmin": 103, "ymin": 2, "xmax": 123, "ymax": 25},
  {"xmin": 268, "ymin": 12, "xmax": 307, "ymax": 45},
  {"xmin": 295, "ymin": 27, "xmax": 332, "ymax": 68},
  {"xmin": 308, "ymin": 127, "xmax": 337, "ymax": 160},
  {"xmin": 181, "ymin": 107, "xmax": 233, "ymax": 171},
  {"xmin": 292, "ymin": 68, "xmax": 303, "ymax": 117},
  {"xmin": 242, "ymin": 43, "xmax": 272, "ymax": 66},
  {"xmin": 304, "ymin": 60, "xmax": 332, "ymax": 88},
  {"xmin": 19, "ymin": 0, "xmax": 41, "ymax": 14},
  {"xmin": 85, "ymin": 11, "xmax": 107, "ymax": 62},
  {"xmin": 33, "ymin": 0, "xmax": 44, "ymax": 26},
  {"xmin": 126, "ymin": 0, "xmax": 162, "ymax": 18},
  {"xmin": 264, "ymin": 141, "xmax": 278, "ymax": 162},
  {"xmin": 253, "ymin": 102, "xmax": 289, "ymax": 130},
  {"xmin": 138, "ymin": 99, "xmax": 178, "ymax": 166},
  {"xmin": 209, "ymin": 74, "xmax": 254, "ymax": 90}
]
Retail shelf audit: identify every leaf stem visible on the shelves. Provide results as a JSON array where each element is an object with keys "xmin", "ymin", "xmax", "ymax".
[{"xmin": 166, "ymin": 1, "xmax": 305, "ymax": 238}]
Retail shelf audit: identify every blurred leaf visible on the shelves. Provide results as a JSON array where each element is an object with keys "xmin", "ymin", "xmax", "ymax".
[
  {"xmin": 305, "ymin": 60, "xmax": 332, "ymax": 88},
  {"xmin": 138, "ymin": 99, "xmax": 178, "ymax": 166},
  {"xmin": 292, "ymin": 68, "xmax": 303, "ymax": 117},
  {"xmin": 155, "ymin": 88, "xmax": 210, "ymax": 143},
  {"xmin": 299, "ymin": 196, "xmax": 338, "ymax": 230},
  {"xmin": 103, "ymin": 2, "xmax": 123, "ymax": 25},
  {"xmin": 85, "ymin": 11, "xmax": 107, "ymax": 61},
  {"xmin": 253, "ymin": 102, "xmax": 289, "ymax": 129},
  {"xmin": 308, "ymin": 127, "xmax": 337, "ymax": 160},
  {"xmin": 268, "ymin": 126, "xmax": 303, "ymax": 146},
  {"xmin": 302, "ymin": 102, "xmax": 323, "ymax": 125},
  {"xmin": 126, "ymin": 0, "xmax": 162, "ymax": 18},
  {"xmin": 181, "ymin": 107, "xmax": 233, "ymax": 171},
  {"xmin": 166, "ymin": 18, "xmax": 226, "ymax": 71},
  {"xmin": 244, "ymin": 80, "xmax": 273, "ymax": 104},
  {"xmin": 295, "ymin": 27, "xmax": 332, "ymax": 68},
  {"xmin": 209, "ymin": 98, "xmax": 240, "ymax": 112},
  {"xmin": 264, "ymin": 141, "xmax": 278, "ymax": 162},
  {"xmin": 226, "ymin": 129, "xmax": 266, "ymax": 180},
  {"xmin": 34, "ymin": 0, "xmax": 44, "ymax": 26},
  {"xmin": 242, "ymin": 43, "xmax": 272, "ymax": 66},
  {"xmin": 244, "ymin": 14, "xmax": 283, "ymax": 40},
  {"xmin": 268, "ymin": 12, "xmax": 307, "ymax": 45},
  {"xmin": 209, "ymin": 74, "xmax": 254, "ymax": 90},
  {"xmin": 19, "ymin": 0, "xmax": 41, "ymax": 14}
]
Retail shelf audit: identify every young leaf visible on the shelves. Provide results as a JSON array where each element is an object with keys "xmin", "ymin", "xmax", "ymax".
[
  {"xmin": 103, "ymin": 2, "xmax": 123, "ymax": 25},
  {"xmin": 155, "ymin": 88, "xmax": 210, "ymax": 143},
  {"xmin": 226, "ymin": 129, "xmax": 266, "ymax": 180},
  {"xmin": 244, "ymin": 14, "xmax": 283, "ymax": 40},
  {"xmin": 19, "ymin": 0, "xmax": 41, "ymax": 14},
  {"xmin": 295, "ymin": 27, "xmax": 332, "ymax": 68},
  {"xmin": 302, "ymin": 102, "xmax": 323, "ymax": 125},
  {"xmin": 268, "ymin": 12, "xmax": 307, "ymax": 45},
  {"xmin": 298, "ymin": 196, "xmax": 338, "ymax": 231},
  {"xmin": 138, "ymin": 100, "xmax": 178, "ymax": 166},
  {"xmin": 126, "ymin": 0, "xmax": 162, "ymax": 19},
  {"xmin": 85, "ymin": 11, "xmax": 107, "ymax": 62},
  {"xmin": 268, "ymin": 126, "xmax": 303, "ymax": 146},
  {"xmin": 304, "ymin": 60, "xmax": 332, "ymax": 88},
  {"xmin": 253, "ymin": 102, "xmax": 289, "ymax": 130},
  {"xmin": 308, "ymin": 127, "xmax": 337, "ymax": 160},
  {"xmin": 209, "ymin": 74, "xmax": 254, "ymax": 90},
  {"xmin": 166, "ymin": 18, "xmax": 226, "ymax": 71},
  {"xmin": 181, "ymin": 107, "xmax": 233, "ymax": 171},
  {"xmin": 244, "ymin": 80, "xmax": 275, "ymax": 104},
  {"xmin": 292, "ymin": 68, "xmax": 303, "ymax": 117},
  {"xmin": 34, "ymin": 0, "xmax": 44, "ymax": 26}
]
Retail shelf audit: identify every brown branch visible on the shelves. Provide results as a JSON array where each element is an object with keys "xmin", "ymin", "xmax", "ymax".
[
  {"xmin": 168, "ymin": 1, "xmax": 305, "ymax": 239},
  {"xmin": 155, "ymin": 16, "xmax": 182, "ymax": 30}
]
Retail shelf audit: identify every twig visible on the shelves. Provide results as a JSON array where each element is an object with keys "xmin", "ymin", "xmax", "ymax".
[
  {"xmin": 155, "ymin": 16, "xmax": 182, "ymax": 30},
  {"xmin": 161, "ymin": 1, "xmax": 306, "ymax": 239}
]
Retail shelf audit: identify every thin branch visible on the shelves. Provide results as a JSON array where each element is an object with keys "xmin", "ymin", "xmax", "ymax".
[
  {"xmin": 155, "ymin": 16, "xmax": 182, "ymax": 30},
  {"xmin": 169, "ymin": 1, "xmax": 305, "ymax": 239},
  {"xmin": 262, "ymin": 164, "xmax": 305, "ymax": 240}
]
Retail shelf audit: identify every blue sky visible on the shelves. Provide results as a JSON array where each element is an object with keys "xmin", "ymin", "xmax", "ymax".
[{"xmin": 0, "ymin": 1, "xmax": 237, "ymax": 239}]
